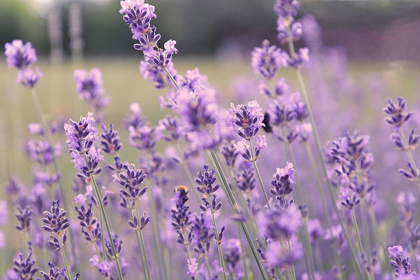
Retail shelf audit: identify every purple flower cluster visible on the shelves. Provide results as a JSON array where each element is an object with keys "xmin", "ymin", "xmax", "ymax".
[
  {"xmin": 73, "ymin": 68, "xmax": 110, "ymax": 120},
  {"xmin": 229, "ymin": 101, "xmax": 265, "ymax": 141},
  {"xmin": 388, "ymin": 245, "xmax": 416, "ymax": 277},
  {"xmin": 64, "ymin": 113, "xmax": 104, "ymax": 182},
  {"xmin": 120, "ymin": 0, "xmax": 178, "ymax": 89},
  {"xmin": 270, "ymin": 162, "xmax": 295, "ymax": 209},
  {"xmin": 4, "ymin": 40, "xmax": 42, "ymax": 88},
  {"xmin": 251, "ymin": 40, "xmax": 288, "ymax": 79},
  {"xmin": 42, "ymin": 200, "xmax": 70, "ymax": 250}
]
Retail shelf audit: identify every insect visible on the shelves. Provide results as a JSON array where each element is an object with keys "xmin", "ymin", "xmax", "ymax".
[
  {"xmin": 262, "ymin": 112, "xmax": 273, "ymax": 133},
  {"xmin": 174, "ymin": 185, "xmax": 189, "ymax": 202}
]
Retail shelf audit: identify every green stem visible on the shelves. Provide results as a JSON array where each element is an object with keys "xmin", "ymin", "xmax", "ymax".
[
  {"xmin": 237, "ymin": 224, "xmax": 249, "ymax": 280},
  {"xmin": 131, "ymin": 204, "xmax": 148, "ymax": 280},
  {"xmin": 204, "ymin": 252, "xmax": 212, "ymax": 278},
  {"xmin": 209, "ymin": 151, "xmax": 269, "ymax": 280},
  {"xmin": 287, "ymin": 144, "xmax": 314, "ymax": 280},
  {"xmin": 211, "ymin": 214, "xmax": 228, "ymax": 280},
  {"xmin": 368, "ymin": 206, "xmax": 389, "ymax": 273},
  {"xmin": 284, "ymin": 35, "xmax": 365, "ymax": 276},
  {"xmin": 139, "ymin": 230, "xmax": 152, "ymax": 280},
  {"xmin": 30, "ymin": 88, "xmax": 77, "ymax": 267},
  {"xmin": 249, "ymin": 140, "xmax": 271, "ymax": 210},
  {"xmin": 147, "ymin": 184, "xmax": 167, "ymax": 280},
  {"xmin": 89, "ymin": 172, "xmax": 124, "ymax": 279},
  {"xmin": 99, "ymin": 209, "xmax": 106, "ymax": 260},
  {"xmin": 398, "ymin": 127, "xmax": 420, "ymax": 196},
  {"xmin": 351, "ymin": 208, "xmax": 367, "ymax": 279},
  {"xmin": 60, "ymin": 244, "xmax": 72, "ymax": 279},
  {"xmin": 304, "ymin": 142, "xmax": 343, "ymax": 278},
  {"xmin": 361, "ymin": 199, "xmax": 372, "ymax": 263},
  {"xmin": 287, "ymin": 240, "xmax": 296, "ymax": 280}
]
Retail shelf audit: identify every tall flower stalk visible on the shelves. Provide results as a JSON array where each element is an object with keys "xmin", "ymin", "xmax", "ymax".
[{"xmin": 64, "ymin": 114, "xmax": 124, "ymax": 279}]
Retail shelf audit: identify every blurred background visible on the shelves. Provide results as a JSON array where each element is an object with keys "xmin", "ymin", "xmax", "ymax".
[{"xmin": 2, "ymin": 0, "xmax": 420, "ymax": 275}]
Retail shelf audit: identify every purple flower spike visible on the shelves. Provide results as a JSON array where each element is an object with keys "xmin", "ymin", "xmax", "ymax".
[
  {"xmin": 73, "ymin": 68, "xmax": 104, "ymax": 103},
  {"xmin": 42, "ymin": 200, "xmax": 70, "ymax": 250},
  {"xmin": 16, "ymin": 67, "xmax": 42, "ymax": 88},
  {"xmin": 229, "ymin": 101, "xmax": 265, "ymax": 140},
  {"xmin": 270, "ymin": 162, "xmax": 295, "ymax": 209},
  {"xmin": 192, "ymin": 212, "xmax": 215, "ymax": 255},
  {"xmin": 4, "ymin": 40, "xmax": 37, "ymax": 69},
  {"xmin": 388, "ymin": 245, "xmax": 416, "ymax": 277},
  {"xmin": 221, "ymin": 140, "xmax": 239, "ymax": 168},
  {"xmin": 15, "ymin": 206, "xmax": 33, "ymax": 232},
  {"xmin": 251, "ymin": 40, "xmax": 288, "ymax": 79},
  {"xmin": 388, "ymin": 245, "xmax": 403, "ymax": 258},
  {"xmin": 100, "ymin": 123, "xmax": 122, "ymax": 154},
  {"xmin": 288, "ymin": 48, "xmax": 309, "ymax": 69},
  {"xmin": 384, "ymin": 97, "xmax": 413, "ymax": 129},
  {"xmin": 10, "ymin": 242, "xmax": 39, "ymax": 280}
]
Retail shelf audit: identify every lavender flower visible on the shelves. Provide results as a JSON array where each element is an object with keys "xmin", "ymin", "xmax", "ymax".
[
  {"xmin": 42, "ymin": 200, "xmax": 70, "ymax": 249},
  {"xmin": 105, "ymin": 234, "xmax": 123, "ymax": 259},
  {"xmin": 100, "ymin": 123, "xmax": 122, "ymax": 155},
  {"xmin": 4, "ymin": 40, "xmax": 37, "ymax": 69},
  {"xmin": 73, "ymin": 68, "xmax": 104, "ymax": 102},
  {"xmin": 90, "ymin": 255, "xmax": 112, "ymax": 278},
  {"xmin": 10, "ymin": 242, "xmax": 39, "ymax": 280},
  {"xmin": 128, "ymin": 211, "xmax": 150, "ymax": 231},
  {"xmin": 192, "ymin": 212, "xmax": 215, "ymax": 256},
  {"xmin": 235, "ymin": 164, "xmax": 256, "ymax": 194},
  {"xmin": 123, "ymin": 103, "xmax": 145, "ymax": 130},
  {"xmin": 16, "ymin": 67, "xmax": 43, "ymax": 88},
  {"xmin": 223, "ymin": 239, "xmax": 243, "ymax": 273},
  {"xmin": 75, "ymin": 202, "xmax": 101, "ymax": 242},
  {"xmin": 177, "ymin": 89, "xmax": 218, "ymax": 132},
  {"xmin": 64, "ymin": 113, "xmax": 104, "ymax": 182},
  {"xmin": 15, "ymin": 206, "xmax": 33, "ymax": 232},
  {"xmin": 270, "ymin": 162, "xmax": 295, "ymax": 209},
  {"xmin": 26, "ymin": 139, "xmax": 60, "ymax": 166},
  {"xmin": 171, "ymin": 187, "xmax": 194, "ymax": 246},
  {"xmin": 221, "ymin": 140, "xmax": 239, "ymax": 168},
  {"xmin": 128, "ymin": 124, "xmax": 161, "ymax": 151},
  {"xmin": 40, "ymin": 263, "xmax": 80, "ymax": 280},
  {"xmin": 229, "ymin": 101, "xmax": 265, "ymax": 140},
  {"xmin": 140, "ymin": 60, "xmax": 177, "ymax": 89},
  {"xmin": 158, "ymin": 115, "xmax": 183, "ymax": 142},
  {"xmin": 384, "ymin": 97, "xmax": 412, "ymax": 129},
  {"xmin": 113, "ymin": 162, "xmax": 148, "ymax": 205},
  {"xmin": 143, "ymin": 40, "xmax": 178, "ymax": 69},
  {"xmin": 259, "ymin": 204, "xmax": 301, "ymax": 241},
  {"xmin": 119, "ymin": 0, "xmax": 157, "ymax": 41},
  {"xmin": 251, "ymin": 40, "xmax": 288, "ymax": 79},
  {"xmin": 288, "ymin": 48, "xmax": 309, "ymax": 69},
  {"xmin": 388, "ymin": 245, "xmax": 416, "ymax": 277},
  {"xmin": 330, "ymin": 131, "xmax": 375, "ymax": 199}
]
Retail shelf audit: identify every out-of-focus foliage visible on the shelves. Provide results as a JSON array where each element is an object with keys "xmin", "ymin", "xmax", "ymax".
[{"xmin": 1, "ymin": 0, "xmax": 420, "ymax": 57}]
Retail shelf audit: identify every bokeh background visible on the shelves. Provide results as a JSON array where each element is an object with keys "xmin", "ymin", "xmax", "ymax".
[{"xmin": 2, "ymin": 0, "xmax": 420, "ymax": 277}]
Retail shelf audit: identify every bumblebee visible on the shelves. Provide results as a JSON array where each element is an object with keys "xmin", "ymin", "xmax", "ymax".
[
  {"xmin": 175, "ymin": 185, "xmax": 188, "ymax": 193},
  {"xmin": 262, "ymin": 112, "xmax": 273, "ymax": 133},
  {"xmin": 175, "ymin": 185, "xmax": 189, "ymax": 203}
]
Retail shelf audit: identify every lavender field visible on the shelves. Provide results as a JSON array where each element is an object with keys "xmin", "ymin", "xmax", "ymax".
[{"xmin": 2, "ymin": 0, "xmax": 420, "ymax": 279}]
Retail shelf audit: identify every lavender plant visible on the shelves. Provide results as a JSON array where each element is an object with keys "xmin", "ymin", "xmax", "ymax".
[{"xmin": 4, "ymin": 0, "xmax": 420, "ymax": 279}]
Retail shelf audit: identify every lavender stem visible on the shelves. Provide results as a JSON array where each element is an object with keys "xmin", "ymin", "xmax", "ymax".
[
  {"xmin": 398, "ymin": 127, "xmax": 420, "ymax": 196},
  {"xmin": 249, "ymin": 139, "xmax": 271, "ymax": 210},
  {"xmin": 285, "ymin": 28, "xmax": 366, "ymax": 278}
]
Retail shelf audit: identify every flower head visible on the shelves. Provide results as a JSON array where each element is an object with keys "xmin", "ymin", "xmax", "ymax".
[
  {"xmin": 229, "ymin": 101, "xmax": 264, "ymax": 140},
  {"xmin": 251, "ymin": 40, "xmax": 288, "ymax": 79},
  {"xmin": 5, "ymin": 40, "xmax": 37, "ymax": 69}
]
